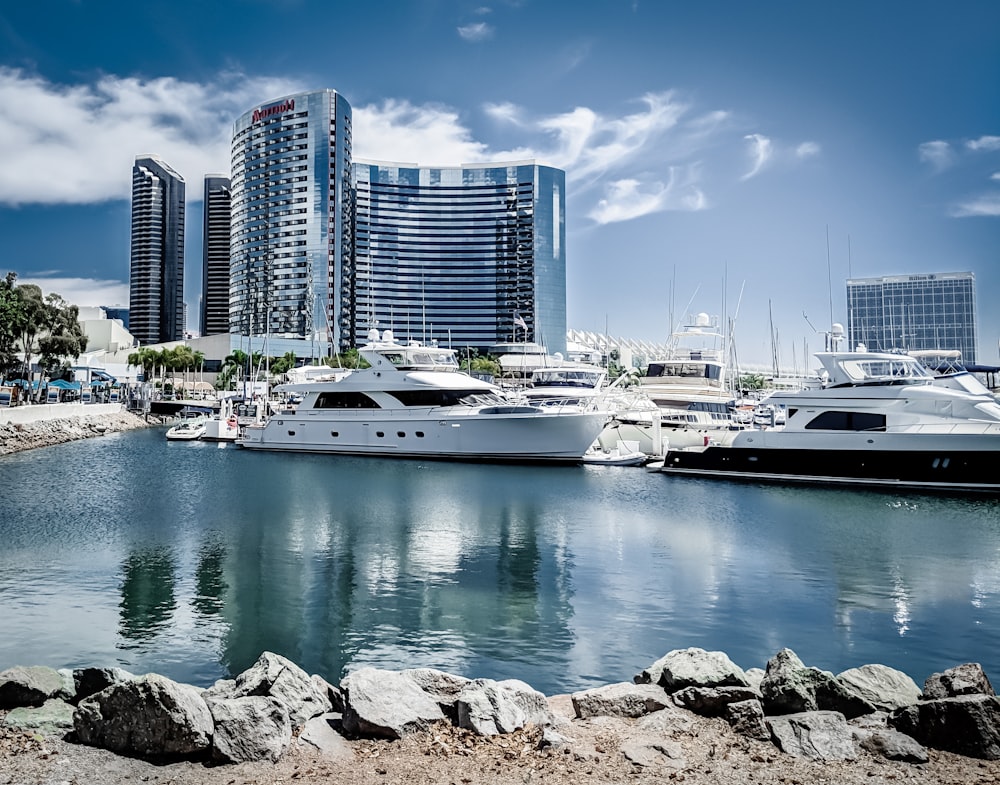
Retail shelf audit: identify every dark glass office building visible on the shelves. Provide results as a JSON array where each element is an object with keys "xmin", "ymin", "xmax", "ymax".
[
  {"xmin": 129, "ymin": 155, "xmax": 185, "ymax": 345},
  {"xmin": 846, "ymin": 272, "xmax": 978, "ymax": 362},
  {"xmin": 352, "ymin": 161, "xmax": 566, "ymax": 354},
  {"xmin": 201, "ymin": 175, "xmax": 232, "ymax": 336},
  {"xmin": 230, "ymin": 90, "xmax": 353, "ymax": 348}
]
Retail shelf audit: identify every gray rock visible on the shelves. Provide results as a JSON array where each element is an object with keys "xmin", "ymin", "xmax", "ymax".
[
  {"xmin": 201, "ymin": 678, "xmax": 236, "ymax": 699},
  {"xmin": 208, "ymin": 695, "xmax": 292, "ymax": 763},
  {"xmin": 923, "ymin": 663, "xmax": 995, "ymax": 700},
  {"xmin": 73, "ymin": 674, "xmax": 213, "ymax": 757},
  {"xmin": 3, "ymin": 698, "xmax": 76, "ymax": 736},
  {"xmin": 636, "ymin": 703, "xmax": 694, "ymax": 734},
  {"xmin": 891, "ymin": 694, "xmax": 1000, "ymax": 759},
  {"xmin": 0, "ymin": 665, "xmax": 68, "ymax": 708},
  {"xmin": 854, "ymin": 727, "xmax": 928, "ymax": 763},
  {"xmin": 300, "ymin": 713, "xmax": 354, "ymax": 760},
  {"xmin": 760, "ymin": 649, "xmax": 875, "ymax": 718},
  {"xmin": 456, "ymin": 678, "xmax": 553, "ymax": 736},
  {"xmin": 725, "ymin": 699, "xmax": 770, "ymax": 741},
  {"xmin": 767, "ymin": 710, "xmax": 858, "ymax": 762},
  {"xmin": 400, "ymin": 667, "xmax": 471, "ymax": 720},
  {"xmin": 72, "ymin": 667, "xmax": 136, "ymax": 704},
  {"xmin": 744, "ymin": 667, "xmax": 765, "ymax": 692},
  {"xmin": 230, "ymin": 652, "xmax": 332, "ymax": 729},
  {"xmin": 620, "ymin": 739, "xmax": 684, "ymax": 768},
  {"xmin": 311, "ymin": 673, "xmax": 344, "ymax": 714},
  {"xmin": 636, "ymin": 648, "xmax": 750, "ymax": 693},
  {"xmin": 837, "ymin": 664, "xmax": 922, "ymax": 711},
  {"xmin": 341, "ymin": 668, "xmax": 445, "ymax": 739},
  {"xmin": 672, "ymin": 686, "xmax": 760, "ymax": 717},
  {"xmin": 571, "ymin": 682, "xmax": 669, "ymax": 719}
]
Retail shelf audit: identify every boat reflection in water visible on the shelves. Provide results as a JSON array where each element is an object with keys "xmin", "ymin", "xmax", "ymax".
[{"xmin": 238, "ymin": 329, "xmax": 611, "ymax": 463}]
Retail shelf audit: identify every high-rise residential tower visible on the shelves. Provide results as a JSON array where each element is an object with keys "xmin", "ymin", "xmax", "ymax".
[
  {"xmin": 846, "ymin": 272, "xmax": 978, "ymax": 361},
  {"xmin": 352, "ymin": 161, "xmax": 567, "ymax": 354},
  {"xmin": 230, "ymin": 90, "xmax": 353, "ymax": 348},
  {"xmin": 129, "ymin": 155, "xmax": 185, "ymax": 345},
  {"xmin": 201, "ymin": 175, "xmax": 232, "ymax": 336}
]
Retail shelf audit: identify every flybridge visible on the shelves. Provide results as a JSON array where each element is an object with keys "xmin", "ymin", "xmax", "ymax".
[{"xmin": 252, "ymin": 99, "xmax": 295, "ymax": 123}]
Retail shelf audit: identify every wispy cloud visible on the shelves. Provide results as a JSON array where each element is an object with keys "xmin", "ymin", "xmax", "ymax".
[
  {"xmin": 951, "ymin": 193, "xmax": 1000, "ymax": 218},
  {"xmin": 457, "ymin": 22, "xmax": 493, "ymax": 41},
  {"xmin": 741, "ymin": 133, "xmax": 772, "ymax": 180},
  {"xmin": 0, "ymin": 67, "xmax": 303, "ymax": 206},
  {"xmin": 967, "ymin": 135, "xmax": 1000, "ymax": 152},
  {"xmin": 796, "ymin": 141, "xmax": 821, "ymax": 159},
  {"xmin": 15, "ymin": 275, "xmax": 129, "ymax": 306},
  {"xmin": 918, "ymin": 140, "xmax": 955, "ymax": 172},
  {"xmin": 588, "ymin": 169, "xmax": 706, "ymax": 224}
]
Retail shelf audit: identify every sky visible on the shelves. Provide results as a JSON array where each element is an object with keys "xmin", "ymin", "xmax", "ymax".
[{"xmin": 0, "ymin": 0, "xmax": 997, "ymax": 367}]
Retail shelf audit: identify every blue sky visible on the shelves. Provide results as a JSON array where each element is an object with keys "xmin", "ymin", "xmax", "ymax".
[{"xmin": 0, "ymin": 0, "xmax": 997, "ymax": 366}]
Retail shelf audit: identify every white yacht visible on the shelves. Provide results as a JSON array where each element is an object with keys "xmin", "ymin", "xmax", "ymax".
[
  {"xmin": 237, "ymin": 330, "xmax": 611, "ymax": 463},
  {"xmin": 659, "ymin": 351, "xmax": 1000, "ymax": 492}
]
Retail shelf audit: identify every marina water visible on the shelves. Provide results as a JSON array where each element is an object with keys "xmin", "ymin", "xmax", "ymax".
[{"xmin": 2, "ymin": 426, "xmax": 999, "ymax": 695}]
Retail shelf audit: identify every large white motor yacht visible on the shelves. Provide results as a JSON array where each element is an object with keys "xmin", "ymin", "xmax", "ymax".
[
  {"xmin": 237, "ymin": 330, "xmax": 611, "ymax": 462},
  {"xmin": 660, "ymin": 351, "xmax": 1000, "ymax": 492}
]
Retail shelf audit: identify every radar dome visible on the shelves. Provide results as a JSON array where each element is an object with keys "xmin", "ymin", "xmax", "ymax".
[{"xmin": 695, "ymin": 312, "xmax": 711, "ymax": 327}]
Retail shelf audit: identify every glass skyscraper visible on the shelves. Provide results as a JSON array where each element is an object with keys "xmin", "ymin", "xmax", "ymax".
[
  {"xmin": 201, "ymin": 175, "xmax": 231, "ymax": 336},
  {"xmin": 230, "ymin": 90, "xmax": 353, "ymax": 347},
  {"xmin": 352, "ymin": 161, "xmax": 566, "ymax": 354},
  {"xmin": 846, "ymin": 272, "xmax": 978, "ymax": 362},
  {"xmin": 129, "ymin": 155, "xmax": 185, "ymax": 345}
]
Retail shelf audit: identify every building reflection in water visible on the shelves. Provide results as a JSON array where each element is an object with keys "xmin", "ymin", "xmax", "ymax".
[{"xmin": 117, "ymin": 546, "xmax": 177, "ymax": 645}]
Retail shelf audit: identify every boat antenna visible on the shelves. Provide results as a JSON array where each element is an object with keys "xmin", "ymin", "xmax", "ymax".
[{"xmin": 826, "ymin": 225, "xmax": 834, "ymax": 334}]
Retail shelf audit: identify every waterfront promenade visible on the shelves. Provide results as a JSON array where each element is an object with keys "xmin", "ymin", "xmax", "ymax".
[{"xmin": 0, "ymin": 402, "xmax": 151, "ymax": 455}]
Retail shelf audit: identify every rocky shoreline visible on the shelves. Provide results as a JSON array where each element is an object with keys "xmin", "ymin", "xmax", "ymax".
[
  {"xmin": 2, "ymin": 648, "xmax": 1000, "ymax": 784},
  {"xmin": 0, "ymin": 408, "xmax": 154, "ymax": 455}
]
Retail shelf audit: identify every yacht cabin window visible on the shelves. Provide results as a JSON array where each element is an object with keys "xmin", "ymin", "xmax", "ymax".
[
  {"xmin": 645, "ymin": 363, "xmax": 722, "ymax": 382},
  {"xmin": 804, "ymin": 411, "xmax": 887, "ymax": 431},
  {"xmin": 314, "ymin": 391, "xmax": 381, "ymax": 409},
  {"xmin": 388, "ymin": 390, "xmax": 506, "ymax": 407}
]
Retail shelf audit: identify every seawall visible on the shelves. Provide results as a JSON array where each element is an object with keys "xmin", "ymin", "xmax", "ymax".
[{"xmin": 0, "ymin": 404, "xmax": 154, "ymax": 456}]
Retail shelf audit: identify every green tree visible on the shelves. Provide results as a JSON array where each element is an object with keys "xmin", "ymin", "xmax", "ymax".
[
  {"xmin": 0, "ymin": 272, "xmax": 25, "ymax": 377},
  {"xmin": 14, "ymin": 283, "xmax": 47, "ymax": 382},
  {"xmin": 270, "ymin": 351, "xmax": 297, "ymax": 375},
  {"xmin": 36, "ymin": 293, "xmax": 88, "ymax": 375}
]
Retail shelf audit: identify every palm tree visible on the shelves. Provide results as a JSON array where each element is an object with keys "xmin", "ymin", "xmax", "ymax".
[{"xmin": 223, "ymin": 350, "xmax": 249, "ymax": 391}]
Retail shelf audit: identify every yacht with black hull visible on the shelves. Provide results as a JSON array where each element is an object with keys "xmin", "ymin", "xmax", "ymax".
[
  {"xmin": 659, "ymin": 351, "xmax": 1000, "ymax": 493},
  {"xmin": 237, "ymin": 330, "xmax": 611, "ymax": 463}
]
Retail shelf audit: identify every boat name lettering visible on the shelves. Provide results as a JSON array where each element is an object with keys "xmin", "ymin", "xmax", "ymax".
[{"xmin": 252, "ymin": 99, "xmax": 295, "ymax": 123}]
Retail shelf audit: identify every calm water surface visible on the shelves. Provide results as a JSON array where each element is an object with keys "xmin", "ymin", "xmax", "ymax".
[{"xmin": 2, "ymin": 426, "xmax": 999, "ymax": 695}]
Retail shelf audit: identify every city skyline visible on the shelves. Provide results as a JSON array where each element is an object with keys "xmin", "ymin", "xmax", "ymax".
[{"xmin": 0, "ymin": 1, "xmax": 997, "ymax": 365}]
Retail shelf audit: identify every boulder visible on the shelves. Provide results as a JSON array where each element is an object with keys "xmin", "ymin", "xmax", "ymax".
[
  {"xmin": 725, "ymin": 699, "xmax": 770, "ymax": 741},
  {"xmin": 72, "ymin": 667, "xmax": 136, "ymax": 704},
  {"xmin": 300, "ymin": 713, "xmax": 355, "ymax": 761},
  {"xmin": 456, "ymin": 678, "xmax": 553, "ymax": 736},
  {"xmin": 208, "ymin": 695, "xmax": 292, "ymax": 763},
  {"xmin": 744, "ymin": 667, "xmax": 765, "ymax": 692},
  {"xmin": 73, "ymin": 674, "xmax": 213, "ymax": 758},
  {"xmin": 854, "ymin": 727, "xmax": 928, "ymax": 763},
  {"xmin": 311, "ymin": 673, "xmax": 344, "ymax": 714},
  {"xmin": 340, "ymin": 668, "xmax": 445, "ymax": 739},
  {"xmin": 400, "ymin": 667, "xmax": 471, "ymax": 720},
  {"xmin": 672, "ymin": 686, "xmax": 760, "ymax": 717},
  {"xmin": 635, "ymin": 648, "xmax": 750, "ymax": 693},
  {"xmin": 836, "ymin": 664, "xmax": 922, "ymax": 711},
  {"xmin": 922, "ymin": 663, "xmax": 995, "ymax": 700},
  {"xmin": 760, "ymin": 649, "xmax": 874, "ymax": 718},
  {"xmin": 230, "ymin": 652, "xmax": 331, "ymax": 729},
  {"xmin": 890, "ymin": 694, "xmax": 1000, "ymax": 759},
  {"xmin": 571, "ymin": 682, "xmax": 669, "ymax": 719},
  {"xmin": 767, "ymin": 711, "xmax": 858, "ymax": 762},
  {"xmin": 0, "ymin": 665, "xmax": 69, "ymax": 708},
  {"xmin": 3, "ymin": 697, "xmax": 76, "ymax": 736}
]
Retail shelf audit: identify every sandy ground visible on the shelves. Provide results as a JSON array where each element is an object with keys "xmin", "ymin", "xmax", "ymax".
[{"xmin": 3, "ymin": 701, "xmax": 1000, "ymax": 785}]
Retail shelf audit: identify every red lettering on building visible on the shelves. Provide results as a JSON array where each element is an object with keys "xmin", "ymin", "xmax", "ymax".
[{"xmin": 251, "ymin": 98, "xmax": 296, "ymax": 124}]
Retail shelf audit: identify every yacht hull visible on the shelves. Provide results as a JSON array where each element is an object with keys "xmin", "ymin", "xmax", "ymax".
[
  {"xmin": 238, "ymin": 409, "xmax": 610, "ymax": 463},
  {"xmin": 661, "ymin": 445, "xmax": 1000, "ymax": 492}
]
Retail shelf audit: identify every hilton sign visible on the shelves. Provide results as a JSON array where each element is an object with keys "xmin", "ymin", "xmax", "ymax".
[{"xmin": 252, "ymin": 99, "xmax": 295, "ymax": 123}]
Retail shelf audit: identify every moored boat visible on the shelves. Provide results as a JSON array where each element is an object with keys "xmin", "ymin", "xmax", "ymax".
[
  {"xmin": 237, "ymin": 330, "xmax": 611, "ymax": 463},
  {"xmin": 658, "ymin": 351, "xmax": 1000, "ymax": 492}
]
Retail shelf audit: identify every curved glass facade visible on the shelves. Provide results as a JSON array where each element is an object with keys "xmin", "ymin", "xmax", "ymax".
[
  {"xmin": 352, "ymin": 161, "xmax": 566, "ymax": 354},
  {"xmin": 230, "ymin": 90, "xmax": 352, "ymax": 347}
]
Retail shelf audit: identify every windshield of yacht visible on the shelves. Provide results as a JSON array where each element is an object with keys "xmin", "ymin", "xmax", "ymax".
[
  {"xmin": 644, "ymin": 362, "xmax": 723, "ymax": 383},
  {"xmin": 379, "ymin": 349, "xmax": 460, "ymax": 370},
  {"xmin": 387, "ymin": 389, "xmax": 508, "ymax": 407},
  {"xmin": 839, "ymin": 358, "xmax": 932, "ymax": 384},
  {"xmin": 530, "ymin": 370, "xmax": 602, "ymax": 388},
  {"xmin": 974, "ymin": 401, "xmax": 1000, "ymax": 421}
]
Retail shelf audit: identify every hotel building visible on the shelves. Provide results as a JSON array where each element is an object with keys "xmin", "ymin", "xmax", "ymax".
[
  {"xmin": 229, "ymin": 90, "xmax": 353, "ymax": 347},
  {"xmin": 129, "ymin": 155, "xmax": 185, "ymax": 345},
  {"xmin": 846, "ymin": 272, "xmax": 978, "ymax": 362},
  {"xmin": 352, "ymin": 161, "xmax": 567, "ymax": 354},
  {"xmin": 201, "ymin": 175, "xmax": 232, "ymax": 336}
]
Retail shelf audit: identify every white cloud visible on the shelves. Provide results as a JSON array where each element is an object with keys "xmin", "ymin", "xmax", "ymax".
[
  {"xmin": 483, "ymin": 101, "xmax": 523, "ymax": 126},
  {"xmin": 951, "ymin": 193, "xmax": 1000, "ymax": 218},
  {"xmin": 15, "ymin": 276, "xmax": 129, "ymax": 306},
  {"xmin": 457, "ymin": 22, "xmax": 493, "ymax": 41},
  {"xmin": 741, "ymin": 133, "xmax": 772, "ymax": 180},
  {"xmin": 588, "ymin": 168, "xmax": 706, "ymax": 224},
  {"xmin": 918, "ymin": 140, "xmax": 955, "ymax": 171},
  {"xmin": 796, "ymin": 141, "xmax": 821, "ymax": 159},
  {"xmin": 967, "ymin": 135, "xmax": 1000, "ymax": 152},
  {"xmin": 992, "ymin": 172, "xmax": 1000, "ymax": 181},
  {"xmin": 0, "ymin": 67, "xmax": 303, "ymax": 206}
]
